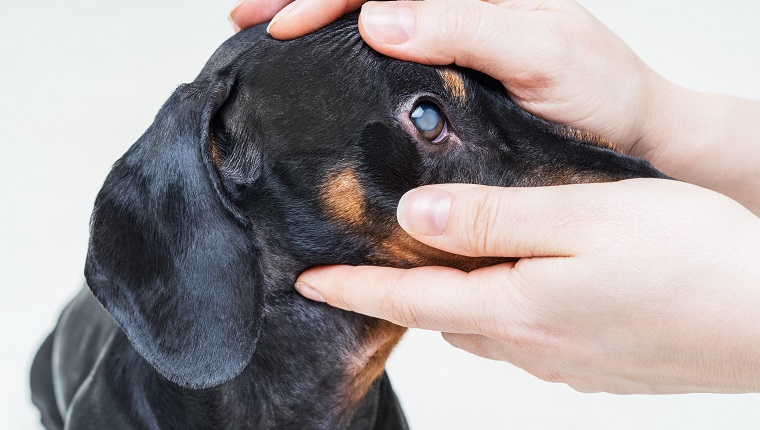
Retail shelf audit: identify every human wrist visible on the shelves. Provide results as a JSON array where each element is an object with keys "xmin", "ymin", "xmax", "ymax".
[
  {"xmin": 622, "ymin": 72, "xmax": 693, "ymax": 163},
  {"xmin": 624, "ymin": 76, "xmax": 715, "ymax": 183},
  {"xmin": 634, "ymin": 84, "xmax": 760, "ymax": 211}
]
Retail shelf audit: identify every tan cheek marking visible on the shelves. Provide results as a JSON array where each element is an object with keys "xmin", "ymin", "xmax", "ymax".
[
  {"xmin": 556, "ymin": 126, "xmax": 617, "ymax": 152},
  {"xmin": 375, "ymin": 228, "xmax": 508, "ymax": 271},
  {"xmin": 345, "ymin": 320, "xmax": 406, "ymax": 408},
  {"xmin": 438, "ymin": 69, "xmax": 468, "ymax": 103},
  {"xmin": 320, "ymin": 167, "xmax": 366, "ymax": 228},
  {"xmin": 342, "ymin": 231, "xmax": 508, "ymax": 407},
  {"xmin": 374, "ymin": 228, "xmax": 430, "ymax": 267}
]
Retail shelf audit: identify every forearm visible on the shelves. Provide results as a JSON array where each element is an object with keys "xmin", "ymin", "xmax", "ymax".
[{"xmin": 638, "ymin": 80, "xmax": 760, "ymax": 214}]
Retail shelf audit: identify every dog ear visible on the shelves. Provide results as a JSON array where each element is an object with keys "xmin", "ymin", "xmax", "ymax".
[{"xmin": 84, "ymin": 77, "xmax": 264, "ymax": 389}]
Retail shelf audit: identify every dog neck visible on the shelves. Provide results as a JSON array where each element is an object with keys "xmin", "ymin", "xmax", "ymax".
[
  {"xmin": 215, "ymin": 241, "xmax": 406, "ymax": 428},
  {"xmin": 143, "ymin": 234, "xmax": 404, "ymax": 429},
  {"xmin": 201, "ymin": 300, "xmax": 403, "ymax": 429}
]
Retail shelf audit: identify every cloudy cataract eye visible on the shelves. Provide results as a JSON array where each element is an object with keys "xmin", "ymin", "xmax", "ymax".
[{"xmin": 410, "ymin": 102, "xmax": 446, "ymax": 142}]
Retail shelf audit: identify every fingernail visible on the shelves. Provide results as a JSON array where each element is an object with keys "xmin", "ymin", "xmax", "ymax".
[
  {"xmin": 267, "ymin": 0, "xmax": 300, "ymax": 34},
  {"xmin": 295, "ymin": 281, "xmax": 326, "ymax": 303},
  {"xmin": 397, "ymin": 187, "xmax": 451, "ymax": 236},
  {"xmin": 228, "ymin": 15, "xmax": 242, "ymax": 33},
  {"xmin": 228, "ymin": 0, "xmax": 246, "ymax": 32},
  {"xmin": 360, "ymin": 2, "xmax": 415, "ymax": 45}
]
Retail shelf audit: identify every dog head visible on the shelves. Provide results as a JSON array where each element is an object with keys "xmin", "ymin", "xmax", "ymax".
[{"xmin": 84, "ymin": 15, "xmax": 665, "ymax": 393}]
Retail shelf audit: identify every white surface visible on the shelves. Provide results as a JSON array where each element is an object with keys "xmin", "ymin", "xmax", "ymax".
[{"xmin": 1, "ymin": 1, "xmax": 759, "ymax": 428}]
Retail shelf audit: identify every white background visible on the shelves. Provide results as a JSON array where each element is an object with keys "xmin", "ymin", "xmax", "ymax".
[{"xmin": 2, "ymin": 1, "xmax": 760, "ymax": 428}]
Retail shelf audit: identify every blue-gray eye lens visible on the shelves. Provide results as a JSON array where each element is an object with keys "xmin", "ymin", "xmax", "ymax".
[
  {"xmin": 410, "ymin": 101, "xmax": 447, "ymax": 143},
  {"xmin": 411, "ymin": 102, "xmax": 440, "ymax": 131}
]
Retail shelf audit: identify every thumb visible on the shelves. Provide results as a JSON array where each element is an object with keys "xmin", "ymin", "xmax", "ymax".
[
  {"xmin": 395, "ymin": 183, "xmax": 604, "ymax": 258},
  {"xmin": 294, "ymin": 263, "xmax": 515, "ymax": 334},
  {"xmin": 357, "ymin": 0, "xmax": 559, "ymax": 77},
  {"xmin": 395, "ymin": 179, "xmax": 681, "ymax": 258}
]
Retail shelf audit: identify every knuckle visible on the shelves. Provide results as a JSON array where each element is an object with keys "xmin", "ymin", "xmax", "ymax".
[
  {"xmin": 533, "ymin": 369, "xmax": 568, "ymax": 384},
  {"xmin": 328, "ymin": 266, "xmax": 373, "ymax": 310},
  {"xmin": 437, "ymin": 2, "xmax": 468, "ymax": 35},
  {"xmin": 461, "ymin": 190, "xmax": 504, "ymax": 256},
  {"xmin": 428, "ymin": 1, "xmax": 479, "ymax": 63},
  {"xmin": 326, "ymin": 278, "xmax": 353, "ymax": 309},
  {"xmin": 379, "ymin": 294, "xmax": 420, "ymax": 328},
  {"xmin": 378, "ymin": 275, "xmax": 421, "ymax": 327},
  {"xmin": 468, "ymin": 273, "xmax": 507, "ymax": 336},
  {"xmin": 567, "ymin": 381, "xmax": 601, "ymax": 394},
  {"xmin": 461, "ymin": 337, "xmax": 494, "ymax": 360}
]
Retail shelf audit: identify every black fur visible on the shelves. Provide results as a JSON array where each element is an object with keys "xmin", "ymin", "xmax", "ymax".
[{"xmin": 30, "ymin": 14, "xmax": 666, "ymax": 430}]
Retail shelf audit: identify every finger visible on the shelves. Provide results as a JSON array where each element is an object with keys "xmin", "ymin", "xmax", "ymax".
[
  {"xmin": 357, "ymin": 0, "xmax": 563, "ymax": 77},
  {"xmin": 395, "ymin": 182, "xmax": 625, "ymax": 258},
  {"xmin": 442, "ymin": 332, "xmax": 511, "ymax": 361},
  {"xmin": 295, "ymin": 263, "xmax": 515, "ymax": 334},
  {"xmin": 266, "ymin": 0, "xmax": 368, "ymax": 40},
  {"xmin": 229, "ymin": 0, "xmax": 293, "ymax": 32}
]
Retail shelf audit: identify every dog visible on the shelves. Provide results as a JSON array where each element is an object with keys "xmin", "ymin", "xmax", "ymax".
[{"xmin": 30, "ymin": 13, "xmax": 667, "ymax": 430}]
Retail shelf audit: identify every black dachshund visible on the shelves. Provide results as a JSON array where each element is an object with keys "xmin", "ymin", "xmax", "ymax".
[{"xmin": 30, "ymin": 13, "xmax": 666, "ymax": 430}]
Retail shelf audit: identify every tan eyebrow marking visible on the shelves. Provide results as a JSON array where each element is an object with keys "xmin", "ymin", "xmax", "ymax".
[
  {"xmin": 320, "ymin": 167, "xmax": 366, "ymax": 228},
  {"xmin": 555, "ymin": 126, "xmax": 617, "ymax": 152},
  {"xmin": 438, "ymin": 68, "xmax": 468, "ymax": 102}
]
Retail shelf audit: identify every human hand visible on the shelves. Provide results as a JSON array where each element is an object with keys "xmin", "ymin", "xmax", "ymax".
[
  {"xmin": 230, "ymin": 0, "xmax": 671, "ymax": 157},
  {"xmin": 295, "ymin": 179, "xmax": 760, "ymax": 394}
]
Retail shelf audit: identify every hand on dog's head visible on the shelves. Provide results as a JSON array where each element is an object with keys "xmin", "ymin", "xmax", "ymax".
[{"xmin": 84, "ymin": 14, "xmax": 665, "ymax": 390}]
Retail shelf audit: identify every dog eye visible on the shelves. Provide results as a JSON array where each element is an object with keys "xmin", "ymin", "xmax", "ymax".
[{"xmin": 410, "ymin": 102, "xmax": 447, "ymax": 143}]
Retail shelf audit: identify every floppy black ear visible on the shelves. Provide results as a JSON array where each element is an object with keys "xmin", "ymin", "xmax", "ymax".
[{"xmin": 84, "ymin": 78, "xmax": 264, "ymax": 389}]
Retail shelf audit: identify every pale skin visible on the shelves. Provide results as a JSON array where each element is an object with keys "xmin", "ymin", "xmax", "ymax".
[{"xmin": 230, "ymin": 0, "xmax": 760, "ymax": 393}]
